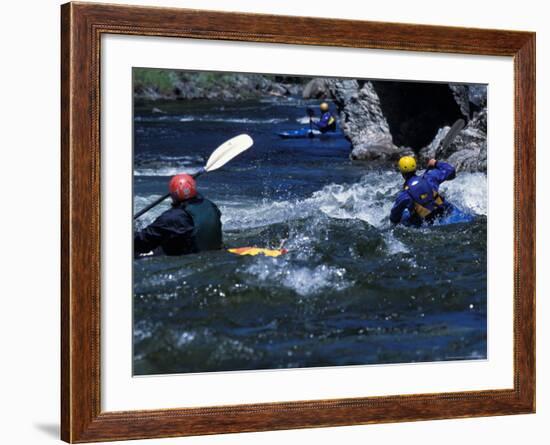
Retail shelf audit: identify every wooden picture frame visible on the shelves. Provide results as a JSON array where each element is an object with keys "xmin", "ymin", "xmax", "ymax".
[{"xmin": 61, "ymin": 2, "xmax": 535, "ymax": 442}]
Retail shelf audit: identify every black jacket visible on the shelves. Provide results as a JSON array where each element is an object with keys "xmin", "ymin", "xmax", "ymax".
[{"xmin": 134, "ymin": 195, "xmax": 222, "ymax": 256}]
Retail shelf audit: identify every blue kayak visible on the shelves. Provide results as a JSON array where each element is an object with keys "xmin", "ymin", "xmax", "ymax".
[
  {"xmin": 437, "ymin": 206, "xmax": 475, "ymax": 225},
  {"xmin": 400, "ymin": 205, "xmax": 475, "ymax": 227},
  {"xmin": 277, "ymin": 127, "xmax": 342, "ymax": 139}
]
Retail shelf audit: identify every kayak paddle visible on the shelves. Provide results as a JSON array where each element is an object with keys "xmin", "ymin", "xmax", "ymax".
[
  {"xmin": 306, "ymin": 107, "xmax": 315, "ymax": 138},
  {"xmin": 134, "ymin": 134, "xmax": 254, "ymax": 220},
  {"xmin": 426, "ymin": 118, "xmax": 466, "ymax": 170},
  {"xmin": 438, "ymin": 118, "xmax": 465, "ymax": 156}
]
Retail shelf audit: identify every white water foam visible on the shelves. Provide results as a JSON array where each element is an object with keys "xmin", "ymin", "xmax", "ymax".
[
  {"xmin": 383, "ymin": 232, "xmax": 410, "ymax": 255},
  {"xmin": 134, "ymin": 154, "xmax": 204, "ymax": 177},
  {"xmin": 440, "ymin": 172, "xmax": 487, "ymax": 216},
  {"xmin": 313, "ymin": 172, "xmax": 400, "ymax": 229},
  {"xmin": 187, "ymin": 117, "xmax": 287, "ymax": 124},
  {"xmin": 221, "ymin": 172, "xmax": 401, "ymax": 231},
  {"xmin": 136, "ymin": 170, "xmax": 487, "ymax": 237},
  {"xmin": 221, "ymin": 171, "xmax": 486, "ymax": 230},
  {"xmin": 134, "ymin": 165, "xmax": 202, "ymax": 177},
  {"xmin": 134, "ymin": 115, "xmax": 287, "ymax": 124},
  {"xmin": 296, "ymin": 116, "xmax": 319, "ymax": 124},
  {"xmin": 244, "ymin": 259, "xmax": 351, "ymax": 297}
]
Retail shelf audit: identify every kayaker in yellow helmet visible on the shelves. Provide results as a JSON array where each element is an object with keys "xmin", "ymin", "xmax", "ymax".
[
  {"xmin": 390, "ymin": 156, "xmax": 456, "ymax": 226},
  {"xmin": 312, "ymin": 102, "xmax": 337, "ymax": 133}
]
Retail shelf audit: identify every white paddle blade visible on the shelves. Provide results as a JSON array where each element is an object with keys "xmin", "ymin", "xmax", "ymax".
[{"xmin": 204, "ymin": 134, "xmax": 253, "ymax": 172}]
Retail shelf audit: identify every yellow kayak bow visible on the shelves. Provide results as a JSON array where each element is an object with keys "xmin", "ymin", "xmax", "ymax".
[{"xmin": 228, "ymin": 247, "xmax": 288, "ymax": 257}]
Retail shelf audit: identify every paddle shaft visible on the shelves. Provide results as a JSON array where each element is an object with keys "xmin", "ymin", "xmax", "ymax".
[
  {"xmin": 133, "ymin": 169, "xmax": 204, "ymax": 220},
  {"xmin": 427, "ymin": 119, "xmax": 466, "ymax": 170},
  {"xmin": 307, "ymin": 107, "xmax": 314, "ymax": 137},
  {"xmin": 438, "ymin": 119, "xmax": 465, "ymax": 155}
]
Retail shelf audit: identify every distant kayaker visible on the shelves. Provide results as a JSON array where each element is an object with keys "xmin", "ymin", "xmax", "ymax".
[
  {"xmin": 134, "ymin": 174, "xmax": 222, "ymax": 256},
  {"xmin": 390, "ymin": 156, "xmax": 456, "ymax": 226},
  {"xmin": 312, "ymin": 102, "xmax": 337, "ymax": 133}
]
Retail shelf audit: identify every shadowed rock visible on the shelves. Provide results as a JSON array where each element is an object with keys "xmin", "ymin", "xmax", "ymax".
[
  {"xmin": 324, "ymin": 79, "xmax": 400, "ymax": 160},
  {"xmin": 419, "ymin": 110, "xmax": 487, "ymax": 172},
  {"xmin": 372, "ymin": 81, "xmax": 463, "ymax": 149},
  {"xmin": 442, "ymin": 110, "xmax": 487, "ymax": 172},
  {"xmin": 314, "ymin": 78, "xmax": 487, "ymax": 171},
  {"xmin": 449, "ymin": 84, "xmax": 471, "ymax": 118},
  {"xmin": 302, "ymin": 78, "xmax": 330, "ymax": 99}
]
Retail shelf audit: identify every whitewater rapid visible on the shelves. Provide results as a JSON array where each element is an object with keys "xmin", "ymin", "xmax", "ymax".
[
  {"xmin": 132, "ymin": 98, "xmax": 488, "ymax": 375},
  {"xmin": 134, "ymin": 170, "xmax": 487, "ymax": 299},
  {"xmin": 222, "ymin": 171, "xmax": 486, "ymax": 230},
  {"xmin": 135, "ymin": 169, "xmax": 487, "ymax": 233}
]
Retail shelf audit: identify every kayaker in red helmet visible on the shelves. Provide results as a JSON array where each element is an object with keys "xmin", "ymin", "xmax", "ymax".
[{"xmin": 134, "ymin": 173, "xmax": 222, "ymax": 256}]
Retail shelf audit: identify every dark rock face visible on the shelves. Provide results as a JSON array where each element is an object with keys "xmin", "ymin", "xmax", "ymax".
[
  {"xmin": 372, "ymin": 81, "xmax": 464, "ymax": 150},
  {"xmin": 448, "ymin": 83, "xmax": 487, "ymax": 119},
  {"xmin": 449, "ymin": 84, "xmax": 471, "ymax": 118},
  {"xmin": 466, "ymin": 84, "xmax": 487, "ymax": 108},
  {"xmin": 318, "ymin": 77, "xmax": 487, "ymax": 171}
]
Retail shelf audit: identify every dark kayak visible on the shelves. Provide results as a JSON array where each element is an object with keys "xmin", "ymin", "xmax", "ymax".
[{"xmin": 277, "ymin": 127, "xmax": 343, "ymax": 139}]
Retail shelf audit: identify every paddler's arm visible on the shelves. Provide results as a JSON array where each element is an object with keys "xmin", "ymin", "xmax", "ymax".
[
  {"xmin": 424, "ymin": 159, "xmax": 456, "ymax": 185},
  {"xmin": 390, "ymin": 191, "xmax": 413, "ymax": 224},
  {"xmin": 134, "ymin": 225, "xmax": 163, "ymax": 254},
  {"xmin": 134, "ymin": 209, "xmax": 193, "ymax": 254},
  {"xmin": 313, "ymin": 112, "xmax": 330, "ymax": 130}
]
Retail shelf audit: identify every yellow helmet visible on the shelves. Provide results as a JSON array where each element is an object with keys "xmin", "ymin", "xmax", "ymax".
[
  {"xmin": 398, "ymin": 156, "xmax": 417, "ymax": 174},
  {"xmin": 320, "ymin": 102, "xmax": 329, "ymax": 112}
]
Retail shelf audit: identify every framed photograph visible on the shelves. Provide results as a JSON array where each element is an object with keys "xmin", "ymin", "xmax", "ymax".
[{"xmin": 61, "ymin": 2, "xmax": 535, "ymax": 442}]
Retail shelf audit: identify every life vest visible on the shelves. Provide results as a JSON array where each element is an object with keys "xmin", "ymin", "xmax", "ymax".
[
  {"xmin": 322, "ymin": 112, "xmax": 336, "ymax": 126},
  {"xmin": 183, "ymin": 197, "xmax": 222, "ymax": 251},
  {"xmin": 404, "ymin": 177, "xmax": 445, "ymax": 220},
  {"xmin": 318, "ymin": 112, "xmax": 336, "ymax": 134}
]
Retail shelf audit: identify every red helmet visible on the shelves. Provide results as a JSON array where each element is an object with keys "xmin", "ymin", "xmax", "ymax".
[{"xmin": 169, "ymin": 174, "xmax": 197, "ymax": 202}]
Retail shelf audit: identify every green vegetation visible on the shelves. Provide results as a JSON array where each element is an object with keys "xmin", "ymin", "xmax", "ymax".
[
  {"xmin": 133, "ymin": 68, "xmax": 176, "ymax": 95},
  {"xmin": 188, "ymin": 72, "xmax": 238, "ymax": 89},
  {"xmin": 133, "ymin": 68, "xmax": 252, "ymax": 93}
]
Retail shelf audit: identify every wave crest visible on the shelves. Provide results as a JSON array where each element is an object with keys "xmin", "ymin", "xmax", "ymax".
[
  {"xmin": 244, "ymin": 259, "xmax": 351, "ymax": 297},
  {"xmin": 136, "ymin": 171, "xmax": 487, "ymax": 231}
]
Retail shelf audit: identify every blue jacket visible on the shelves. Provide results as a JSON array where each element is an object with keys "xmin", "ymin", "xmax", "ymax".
[
  {"xmin": 314, "ymin": 111, "xmax": 336, "ymax": 132},
  {"xmin": 390, "ymin": 161, "xmax": 456, "ymax": 225}
]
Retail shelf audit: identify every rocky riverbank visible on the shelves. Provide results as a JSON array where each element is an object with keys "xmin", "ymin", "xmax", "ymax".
[
  {"xmin": 134, "ymin": 68, "xmax": 303, "ymax": 101},
  {"xmin": 303, "ymin": 78, "xmax": 488, "ymax": 172},
  {"xmin": 134, "ymin": 68, "xmax": 487, "ymax": 173}
]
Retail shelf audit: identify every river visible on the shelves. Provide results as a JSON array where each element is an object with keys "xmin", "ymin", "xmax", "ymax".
[{"xmin": 133, "ymin": 97, "xmax": 487, "ymax": 375}]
